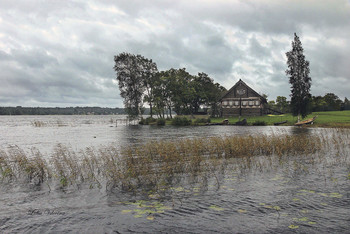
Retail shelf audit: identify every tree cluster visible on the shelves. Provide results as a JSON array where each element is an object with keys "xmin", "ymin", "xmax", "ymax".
[
  {"xmin": 311, "ymin": 93, "xmax": 349, "ymax": 111},
  {"xmin": 267, "ymin": 93, "xmax": 349, "ymax": 113},
  {"xmin": 114, "ymin": 53, "xmax": 226, "ymax": 119}
]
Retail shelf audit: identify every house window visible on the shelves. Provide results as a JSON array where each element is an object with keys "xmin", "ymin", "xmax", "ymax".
[
  {"xmin": 255, "ymin": 100, "xmax": 260, "ymax": 106},
  {"xmin": 249, "ymin": 101, "xmax": 254, "ymax": 106},
  {"xmin": 229, "ymin": 101, "xmax": 234, "ymax": 106},
  {"xmin": 242, "ymin": 101, "xmax": 247, "ymax": 106},
  {"xmin": 235, "ymin": 101, "xmax": 239, "ymax": 106},
  {"xmin": 223, "ymin": 101, "xmax": 228, "ymax": 106}
]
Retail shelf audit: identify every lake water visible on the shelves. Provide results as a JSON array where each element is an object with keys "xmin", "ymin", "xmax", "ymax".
[{"xmin": 0, "ymin": 115, "xmax": 349, "ymax": 233}]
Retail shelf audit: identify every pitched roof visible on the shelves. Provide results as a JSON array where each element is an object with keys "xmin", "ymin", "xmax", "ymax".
[{"xmin": 221, "ymin": 79, "xmax": 266, "ymax": 101}]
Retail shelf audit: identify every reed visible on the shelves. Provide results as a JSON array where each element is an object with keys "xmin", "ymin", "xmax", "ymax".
[{"xmin": 0, "ymin": 129, "xmax": 349, "ymax": 196}]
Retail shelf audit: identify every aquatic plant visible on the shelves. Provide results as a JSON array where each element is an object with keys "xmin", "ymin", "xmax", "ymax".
[
  {"xmin": 171, "ymin": 116, "xmax": 192, "ymax": 126},
  {"xmin": 0, "ymin": 129, "xmax": 349, "ymax": 197},
  {"xmin": 32, "ymin": 120, "xmax": 46, "ymax": 127}
]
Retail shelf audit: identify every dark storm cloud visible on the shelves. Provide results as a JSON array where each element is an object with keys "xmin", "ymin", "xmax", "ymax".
[{"xmin": 0, "ymin": 0, "xmax": 349, "ymax": 107}]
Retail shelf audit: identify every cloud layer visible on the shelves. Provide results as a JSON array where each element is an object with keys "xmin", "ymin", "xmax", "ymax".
[{"xmin": 1, "ymin": 0, "xmax": 349, "ymax": 107}]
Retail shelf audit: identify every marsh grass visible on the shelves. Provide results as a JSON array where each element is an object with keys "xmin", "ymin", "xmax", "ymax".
[
  {"xmin": 32, "ymin": 120, "xmax": 46, "ymax": 127},
  {"xmin": 0, "ymin": 129, "xmax": 349, "ymax": 196}
]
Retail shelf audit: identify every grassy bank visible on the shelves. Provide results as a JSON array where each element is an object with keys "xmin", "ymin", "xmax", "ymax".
[{"xmin": 211, "ymin": 110, "xmax": 350, "ymax": 128}]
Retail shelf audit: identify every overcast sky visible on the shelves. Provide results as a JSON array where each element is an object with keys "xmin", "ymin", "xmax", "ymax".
[{"xmin": 1, "ymin": 0, "xmax": 349, "ymax": 107}]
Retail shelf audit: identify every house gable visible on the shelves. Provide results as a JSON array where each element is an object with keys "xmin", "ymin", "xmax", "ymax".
[
  {"xmin": 221, "ymin": 79, "xmax": 265, "ymax": 101},
  {"xmin": 221, "ymin": 79, "xmax": 267, "ymax": 116}
]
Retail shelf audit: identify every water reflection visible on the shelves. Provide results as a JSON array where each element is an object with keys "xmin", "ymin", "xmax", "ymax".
[{"xmin": 116, "ymin": 124, "xmax": 318, "ymax": 147}]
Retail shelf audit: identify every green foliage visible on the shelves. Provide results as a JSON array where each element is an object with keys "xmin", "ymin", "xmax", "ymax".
[
  {"xmin": 171, "ymin": 116, "xmax": 192, "ymax": 126},
  {"xmin": 311, "ymin": 93, "xmax": 344, "ymax": 111},
  {"xmin": 252, "ymin": 120, "xmax": 266, "ymax": 126},
  {"xmin": 139, "ymin": 117, "xmax": 157, "ymax": 125},
  {"xmin": 276, "ymin": 96, "xmax": 289, "ymax": 113},
  {"xmin": 286, "ymin": 33, "xmax": 312, "ymax": 119},
  {"xmin": 194, "ymin": 117, "xmax": 211, "ymax": 125},
  {"xmin": 156, "ymin": 118, "xmax": 166, "ymax": 126},
  {"xmin": 114, "ymin": 53, "xmax": 158, "ymax": 119}
]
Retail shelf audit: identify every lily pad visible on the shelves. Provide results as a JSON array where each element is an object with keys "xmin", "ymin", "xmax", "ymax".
[
  {"xmin": 298, "ymin": 217, "xmax": 308, "ymax": 222},
  {"xmin": 209, "ymin": 205, "xmax": 225, "ymax": 211},
  {"xmin": 288, "ymin": 225, "xmax": 299, "ymax": 229}
]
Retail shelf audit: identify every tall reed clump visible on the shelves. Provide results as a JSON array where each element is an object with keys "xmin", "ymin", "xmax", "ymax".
[{"xmin": 0, "ymin": 129, "xmax": 349, "ymax": 195}]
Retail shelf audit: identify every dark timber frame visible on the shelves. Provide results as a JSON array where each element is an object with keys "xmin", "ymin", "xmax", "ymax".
[{"xmin": 221, "ymin": 79, "xmax": 267, "ymax": 117}]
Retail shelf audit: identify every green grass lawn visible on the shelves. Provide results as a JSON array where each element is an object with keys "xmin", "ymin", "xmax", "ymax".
[{"xmin": 210, "ymin": 110, "xmax": 350, "ymax": 128}]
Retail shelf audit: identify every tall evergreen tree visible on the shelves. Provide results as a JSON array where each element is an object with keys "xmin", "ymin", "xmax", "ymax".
[{"xmin": 286, "ymin": 33, "xmax": 312, "ymax": 121}]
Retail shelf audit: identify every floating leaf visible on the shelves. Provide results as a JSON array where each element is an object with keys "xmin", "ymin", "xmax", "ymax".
[
  {"xmin": 238, "ymin": 209, "xmax": 247, "ymax": 213},
  {"xmin": 209, "ymin": 205, "xmax": 225, "ymax": 211},
  {"xmin": 329, "ymin": 192, "xmax": 342, "ymax": 198},
  {"xmin": 292, "ymin": 198, "xmax": 300, "ymax": 201},
  {"xmin": 299, "ymin": 217, "xmax": 308, "ymax": 222},
  {"xmin": 308, "ymin": 221, "xmax": 316, "ymax": 225},
  {"xmin": 147, "ymin": 216, "xmax": 154, "ymax": 221},
  {"xmin": 273, "ymin": 206, "xmax": 281, "ymax": 211},
  {"xmin": 134, "ymin": 214, "xmax": 143, "ymax": 218},
  {"xmin": 288, "ymin": 225, "xmax": 299, "ymax": 229},
  {"xmin": 259, "ymin": 203, "xmax": 266, "ymax": 206},
  {"xmin": 320, "ymin": 203, "xmax": 327, "ymax": 206}
]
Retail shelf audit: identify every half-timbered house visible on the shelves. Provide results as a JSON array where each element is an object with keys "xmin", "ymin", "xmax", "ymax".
[{"xmin": 221, "ymin": 79, "xmax": 267, "ymax": 117}]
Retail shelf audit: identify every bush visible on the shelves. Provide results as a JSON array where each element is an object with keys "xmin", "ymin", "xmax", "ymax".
[
  {"xmin": 171, "ymin": 116, "xmax": 192, "ymax": 126},
  {"xmin": 156, "ymin": 118, "xmax": 166, "ymax": 126},
  {"xmin": 194, "ymin": 117, "xmax": 211, "ymax": 125},
  {"xmin": 252, "ymin": 120, "xmax": 266, "ymax": 126},
  {"xmin": 139, "ymin": 117, "xmax": 157, "ymax": 125}
]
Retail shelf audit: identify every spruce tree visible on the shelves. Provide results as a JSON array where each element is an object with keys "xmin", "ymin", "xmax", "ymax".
[{"xmin": 286, "ymin": 33, "xmax": 312, "ymax": 121}]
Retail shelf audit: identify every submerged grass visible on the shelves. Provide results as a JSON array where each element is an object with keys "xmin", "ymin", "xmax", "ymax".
[{"xmin": 0, "ymin": 129, "xmax": 349, "ymax": 195}]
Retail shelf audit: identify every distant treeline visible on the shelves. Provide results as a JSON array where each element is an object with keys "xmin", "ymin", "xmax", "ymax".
[
  {"xmin": 0, "ymin": 106, "xmax": 126, "ymax": 115},
  {"xmin": 267, "ymin": 93, "xmax": 350, "ymax": 114}
]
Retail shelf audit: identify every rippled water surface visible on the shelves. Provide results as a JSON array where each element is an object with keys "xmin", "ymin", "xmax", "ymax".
[{"xmin": 0, "ymin": 115, "xmax": 349, "ymax": 233}]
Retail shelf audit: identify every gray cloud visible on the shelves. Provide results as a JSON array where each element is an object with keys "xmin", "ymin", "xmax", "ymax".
[{"xmin": 0, "ymin": 0, "xmax": 349, "ymax": 107}]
